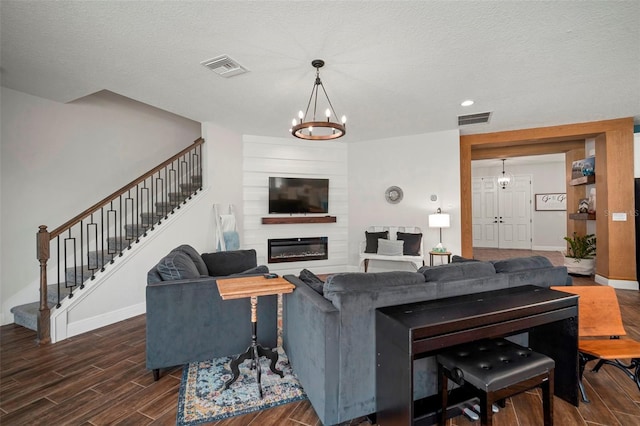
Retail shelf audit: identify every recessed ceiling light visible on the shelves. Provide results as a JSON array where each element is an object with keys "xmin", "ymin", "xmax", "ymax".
[{"xmin": 461, "ymin": 99, "xmax": 474, "ymax": 107}]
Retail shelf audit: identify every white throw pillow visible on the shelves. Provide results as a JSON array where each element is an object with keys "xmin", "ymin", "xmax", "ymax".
[{"xmin": 377, "ymin": 238, "xmax": 404, "ymax": 256}]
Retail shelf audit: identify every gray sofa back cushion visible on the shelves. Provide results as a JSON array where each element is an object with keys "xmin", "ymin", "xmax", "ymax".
[
  {"xmin": 418, "ymin": 261, "xmax": 496, "ymax": 282},
  {"xmin": 156, "ymin": 250, "xmax": 201, "ymax": 281},
  {"xmin": 201, "ymin": 249, "xmax": 257, "ymax": 276},
  {"xmin": 324, "ymin": 271, "xmax": 425, "ymax": 299},
  {"xmin": 172, "ymin": 244, "xmax": 208, "ymax": 275},
  {"xmin": 492, "ymin": 255, "xmax": 552, "ymax": 273}
]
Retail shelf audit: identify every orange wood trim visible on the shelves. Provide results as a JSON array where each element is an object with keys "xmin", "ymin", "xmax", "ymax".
[
  {"xmin": 460, "ymin": 118, "xmax": 635, "ymax": 280},
  {"xmin": 471, "ymin": 140, "xmax": 585, "ymax": 160},
  {"xmin": 461, "ymin": 118, "xmax": 633, "ymax": 146}
]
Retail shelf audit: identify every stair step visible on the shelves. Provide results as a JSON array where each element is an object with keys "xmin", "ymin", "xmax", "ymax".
[
  {"xmin": 168, "ymin": 191, "xmax": 191, "ymax": 203},
  {"xmin": 47, "ymin": 283, "xmax": 72, "ymax": 305},
  {"xmin": 87, "ymin": 249, "xmax": 120, "ymax": 268},
  {"xmin": 107, "ymin": 236, "xmax": 136, "ymax": 252},
  {"xmin": 124, "ymin": 223, "xmax": 150, "ymax": 238},
  {"xmin": 65, "ymin": 265, "xmax": 98, "ymax": 285},
  {"xmin": 155, "ymin": 202, "xmax": 176, "ymax": 216},
  {"xmin": 179, "ymin": 183, "xmax": 198, "ymax": 193},
  {"xmin": 140, "ymin": 212, "xmax": 162, "ymax": 225},
  {"xmin": 10, "ymin": 301, "xmax": 54, "ymax": 331}
]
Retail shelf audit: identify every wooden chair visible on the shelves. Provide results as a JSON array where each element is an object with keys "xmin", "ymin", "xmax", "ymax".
[{"xmin": 551, "ymin": 285, "xmax": 640, "ymax": 402}]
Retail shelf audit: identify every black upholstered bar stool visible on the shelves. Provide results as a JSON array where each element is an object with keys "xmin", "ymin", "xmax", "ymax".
[{"xmin": 437, "ymin": 338, "xmax": 555, "ymax": 426}]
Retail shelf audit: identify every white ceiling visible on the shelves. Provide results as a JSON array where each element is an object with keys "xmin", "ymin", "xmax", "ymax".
[{"xmin": 1, "ymin": 1, "xmax": 639, "ymax": 143}]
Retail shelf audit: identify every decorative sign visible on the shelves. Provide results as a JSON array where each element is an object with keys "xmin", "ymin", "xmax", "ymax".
[{"xmin": 535, "ymin": 193, "xmax": 566, "ymax": 211}]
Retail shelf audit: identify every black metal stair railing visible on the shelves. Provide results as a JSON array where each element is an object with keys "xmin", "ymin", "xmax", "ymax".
[{"xmin": 36, "ymin": 138, "xmax": 204, "ymax": 344}]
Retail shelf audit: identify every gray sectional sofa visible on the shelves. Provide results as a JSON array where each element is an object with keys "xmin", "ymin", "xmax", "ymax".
[
  {"xmin": 145, "ymin": 245, "xmax": 277, "ymax": 380},
  {"xmin": 282, "ymin": 256, "xmax": 571, "ymax": 425}
]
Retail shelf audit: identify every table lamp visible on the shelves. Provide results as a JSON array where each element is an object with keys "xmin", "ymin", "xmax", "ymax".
[{"xmin": 428, "ymin": 208, "xmax": 450, "ymax": 252}]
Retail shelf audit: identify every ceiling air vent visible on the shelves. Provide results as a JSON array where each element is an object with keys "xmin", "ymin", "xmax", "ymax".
[
  {"xmin": 458, "ymin": 111, "xmax": 492, "ymax": 126},
  {"xmin": 201, "ymin": 55, "xmax": 248, "ymax": 78}
]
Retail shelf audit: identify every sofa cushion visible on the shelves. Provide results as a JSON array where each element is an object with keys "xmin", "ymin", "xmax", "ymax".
[
  {"xmin": 419, "ymin": 261, "xmax": 496, "ymax": 282},
  {"xmin": 492, "ymin": 256, "xmax": 552, "ymax": 273},
  {"xmin": 201, "ymin": 249, "xmax": 258, "ymax": 277},
  {"xmin": 299, "ymin": 269, "xmax": 325, "ymax": 295},
  {"xmin": 365, "ymin": 231, "xmax": 388, "ymax": 253},
  {"xmin": 451, "ymin": 255, "xmax": 479, "ymax": 263},
  {"xmin": 231, "ymin": 265, "xmax": 269, "ymax": 276},
  {"xmin": 324, "ymin": 271, "xmax": 425, "ymax": 298},
  {"xmin": 171, "ymin": 244, "xmax": 208, "ymax": 275},
  {"xmin": 396, "ymin": 232, "xmax": 422, "ymax": 255},
  {"xmin": 156, "ymin": 250, "xmax": 201, "ymax": 281},
  {"xmin": 377, "ymin": 238, "xmax": 404, "ymax": 256}
]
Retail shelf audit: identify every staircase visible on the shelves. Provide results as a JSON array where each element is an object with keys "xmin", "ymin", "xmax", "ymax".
[{"xmin": 11, "ymin": 138, "xmax": 204, "ymax": 342}]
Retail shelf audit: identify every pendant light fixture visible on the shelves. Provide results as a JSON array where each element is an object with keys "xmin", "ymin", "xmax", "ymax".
[
  {"xmin": 290, "ymin": 59, "xmax": 346, "ymax": 140},
  {"xmin": 498, "ymin": 159, "xmax": 512, "ymax": 189}
]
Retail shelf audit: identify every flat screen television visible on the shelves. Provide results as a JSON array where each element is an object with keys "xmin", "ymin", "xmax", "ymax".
[{"xmin": 268, "ymin": 177, "xmax": 329, "ymax": 214}]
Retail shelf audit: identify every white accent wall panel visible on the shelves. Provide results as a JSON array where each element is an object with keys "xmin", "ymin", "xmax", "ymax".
[{"xmin": 242, "ymin": 135, "xmax": 349, "ymax": 275}]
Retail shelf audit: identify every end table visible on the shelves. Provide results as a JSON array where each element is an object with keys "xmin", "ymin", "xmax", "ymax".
[
  {"xmin": 429, "ymin": 250, "xmax": 452, "ymax": 266},
  {"xmin": 216, "ymin": 275, "xmax": 294, "ymax": 398}
]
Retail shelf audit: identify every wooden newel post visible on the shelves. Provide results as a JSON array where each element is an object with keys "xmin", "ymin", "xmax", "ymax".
[{"xmin": 37, "ymin": 225, "xmax": 51, "ymax": 344}]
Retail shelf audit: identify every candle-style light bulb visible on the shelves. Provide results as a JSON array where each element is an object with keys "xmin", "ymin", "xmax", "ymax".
[
  {"xmin": 325, "ymin": 108, "xmax": 331, "ymax": 118},
  {"xmin": 341, "ymin": 115, "xmax": 347, "ymax": 124},
  {"xmin": 292, "ymin": 118, "xmax": 297, "ymax": 126},
  {"xmin": 298, "ymin": 110, "xmax": 304, "ymax": 120}
]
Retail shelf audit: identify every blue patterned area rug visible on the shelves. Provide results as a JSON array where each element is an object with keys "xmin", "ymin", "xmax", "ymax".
[{"xmin": 176, "ymin": 348, "xmax": 307, "ymax": 425}]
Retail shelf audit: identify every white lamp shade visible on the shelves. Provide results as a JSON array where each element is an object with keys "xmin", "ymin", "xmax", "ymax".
[{"xmin": 428, "ymin": 213, "xmax": 450, "ymax": 228}]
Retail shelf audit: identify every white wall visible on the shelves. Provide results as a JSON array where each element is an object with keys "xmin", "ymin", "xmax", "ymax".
[
  {"xmin": 0, "ymin": 88, "xmax": 201, "ymax": 325},
  {"xmin": 348, "ymin": 130, "xmax": 461, "ymax": 271},
  {"xmin": 241, "ymin": 135, "xmax": 349, "ymax": 275},
  {"xmin": 473, "ymin": 160, "xmax": 567, "ymax": 251}
]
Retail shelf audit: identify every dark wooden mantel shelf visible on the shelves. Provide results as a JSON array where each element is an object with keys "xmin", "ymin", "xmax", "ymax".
[{"xmin": 261, "ymin": 216, "xmax": 337, "ymax": 225}]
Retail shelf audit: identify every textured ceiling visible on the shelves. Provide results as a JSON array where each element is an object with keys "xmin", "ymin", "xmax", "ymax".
[{"xmin": 1, "ymin": 1, "xmax": 639, "ymax": 143}]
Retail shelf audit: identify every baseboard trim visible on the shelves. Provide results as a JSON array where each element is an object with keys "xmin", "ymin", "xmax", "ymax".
[
  {"xmin": 594, "ymin": 274, "xmax": 639, "ymax": 290},
  {"xmin": 66, "ymin": 302, "xmax": 145, "ymax": 339}
]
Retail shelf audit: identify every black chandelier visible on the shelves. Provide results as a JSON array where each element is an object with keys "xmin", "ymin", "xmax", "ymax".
[
  {"xmin": 290, "ymin": 59, "xmax": 346, "ymax": 140},
  {"xmin": 498, "ymin": 159, "xmax": 512, "ymax": 189}
]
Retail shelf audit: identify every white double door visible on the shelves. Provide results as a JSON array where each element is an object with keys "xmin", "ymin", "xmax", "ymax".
[{"xmin": 472, "ymin": 175, "xmax": 532, "ymax": 249}]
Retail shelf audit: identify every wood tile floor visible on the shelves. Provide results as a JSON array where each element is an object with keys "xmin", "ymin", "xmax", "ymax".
[{"xmin": 1, "ymin": 248, "xmax": 638, "ymax": 425}]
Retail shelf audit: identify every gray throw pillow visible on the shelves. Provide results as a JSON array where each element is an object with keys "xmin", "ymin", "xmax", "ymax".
[
  {"xmin": 232, "ymin": 265, "xmax": 269, "ymax": 276},
  {"xmin": 156, "ymin": 251, "xmax": 201, "ymax": 281},
  {"xmin": 451, "ymin": 255, "xmax": 478, "ymax": 263},
  {"xmin": 492, "ymin": 256, "xmax": 552, "ymax": 273},
  {"xmin": 365, "ymin": 231, "xmax": 388, "ymax": 253},
  {"xmin": 299, "ymin": 269, "xmax": 324, "ymax": 295},
  {"xmin": 171, "ymin": 244, "xmax": 208, "ymax": 275},
  {"xmin": 377, "ymin": 239, "xmax": 404, "ymax": 256}
]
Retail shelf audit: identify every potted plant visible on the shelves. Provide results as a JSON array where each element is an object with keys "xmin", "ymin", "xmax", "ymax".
[{"xmin": 563, "ymin": 232, "xmax": 596, "ymax": 275}]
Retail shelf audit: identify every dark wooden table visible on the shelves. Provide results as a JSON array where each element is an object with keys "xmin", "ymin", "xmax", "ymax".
[{"xmin": 375, "ymin": 285, "xmax": 579, "ymax": 425}]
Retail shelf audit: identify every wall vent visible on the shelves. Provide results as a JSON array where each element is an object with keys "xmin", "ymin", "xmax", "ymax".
[
  {"xmin": 201, "ymin": 55, "xmax": 248, "ymax": 78},
  {"xmin": 458, "ymin": 111, "xmax": 492, "ymax": 126}
]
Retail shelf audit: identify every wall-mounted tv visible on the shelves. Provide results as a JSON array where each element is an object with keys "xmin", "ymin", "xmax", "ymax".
[{"xmin": 269, "ymin": 177, "xmax": 329, "ymax": 214}]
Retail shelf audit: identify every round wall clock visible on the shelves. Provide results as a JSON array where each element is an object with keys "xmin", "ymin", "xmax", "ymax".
[{"xmin": 385, "ymin": 186, "xmax": 403, "ymax": 204}]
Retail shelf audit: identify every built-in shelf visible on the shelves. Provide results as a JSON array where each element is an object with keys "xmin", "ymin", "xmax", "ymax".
[
  {"xmin": 569, "ymin": 213, "xmax": 596, "ymax": 220},
  {"xmin": 569, "ymin": 175, "xmax": 595, "ymax": 186},
  {"xmin": 261, "ymin": 216, "xmax": 337, "ymax": 225}
]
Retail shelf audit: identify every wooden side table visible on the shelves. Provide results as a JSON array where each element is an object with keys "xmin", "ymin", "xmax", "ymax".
[
  {"xmin": 429, "ymin": 250, "xmax": 452, "ymax": 266},
  {"xmin": 216, "ymin": 275, "xmax": 294, "ymax": 398}
]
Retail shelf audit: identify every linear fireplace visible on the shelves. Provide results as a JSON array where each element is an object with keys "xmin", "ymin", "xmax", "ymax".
[{"xmin": 268, "ymin": 237, "xmax": 328, "ymax": 263}]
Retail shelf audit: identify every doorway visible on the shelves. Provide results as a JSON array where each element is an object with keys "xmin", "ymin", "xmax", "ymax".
[{"xmin": 472, "ymin": 174, "xmax": 532, "ymax": 249}]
